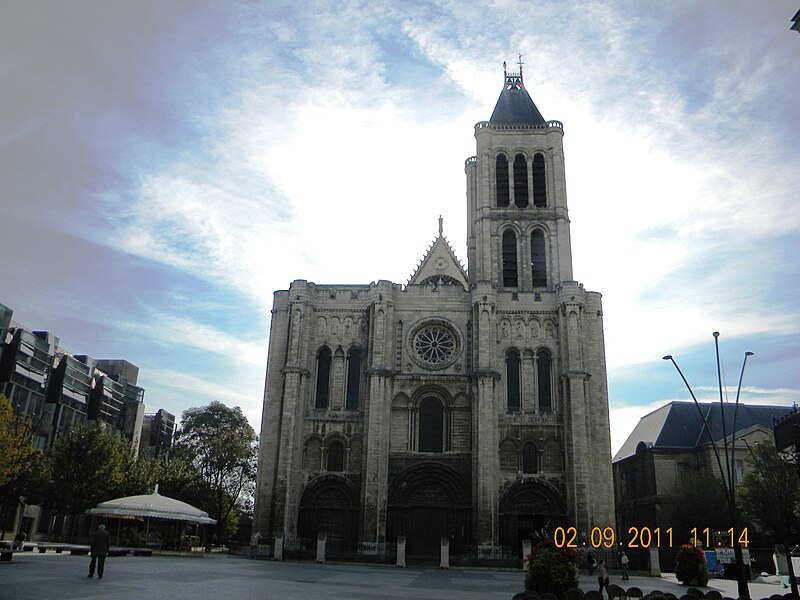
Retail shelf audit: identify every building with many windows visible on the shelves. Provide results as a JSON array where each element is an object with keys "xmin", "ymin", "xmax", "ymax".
[
  {"xmin": 139, "ymin": 408, "xmax": 176, "ymax": 458},
  {"xmin": 0, "ymin": 302, "xmax": 169, "ymax": 541},
  {"xmin": 612, "ymin": 401, "xmax": 794, "ymax": 571},
  {"xmin": 254, "ymin": 64, "xmax": 614, "ymax": 559}
]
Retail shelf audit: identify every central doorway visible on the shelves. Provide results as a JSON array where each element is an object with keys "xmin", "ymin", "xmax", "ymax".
[
  {"xmin": 499, "ymin": 479, "xmax": 566, "ymax": 557},
  {"xmin": 387, "ymin": 462, "xmax": 471, "ymax": 561}
]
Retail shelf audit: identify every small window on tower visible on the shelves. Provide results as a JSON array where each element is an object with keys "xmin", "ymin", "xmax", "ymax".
[
  {"xmin": 531, "ymin": 230, "xmax": 546, "ymax": 288},
  {"xmin": 537, "ymin": 349, "xmax": 552, "ymax": 412},
  {"xmin": 345, "ymin": 349, "xmax": 361, "ymax": 410},
  {"xmin": 496, "ymin": 154, "xmax": 510, "ymax": 207},
  {"xmin": 513, "ymin": 154, "xmax": 528, "ymax": 207},
  {"xmin": 506, "ymin": 350, "xmax": 521, "ymax": 412},
  {"xmin": 533, "ymin": 153, "xmax": 547, "ymax": 207},
  {"xmin": 315, "ymin": 348, "xmax": 331, "ymax": 409},
  {"xmin": 502, "ymin": 229, "xmax": 518, "ymax": 288}
]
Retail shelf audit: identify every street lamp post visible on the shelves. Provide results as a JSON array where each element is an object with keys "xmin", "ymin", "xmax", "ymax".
[{"xmin": 663, "ymin": 332, "xmax": 752, "ymax": 600}]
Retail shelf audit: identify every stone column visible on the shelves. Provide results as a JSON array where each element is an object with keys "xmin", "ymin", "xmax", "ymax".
[
  {"xmin": 522, "ymin": 351, "xmax": 535, "ymax": 413},
  {"xmin": 330, "ymin": 348, "xmax": 345, "ymax": 410}
]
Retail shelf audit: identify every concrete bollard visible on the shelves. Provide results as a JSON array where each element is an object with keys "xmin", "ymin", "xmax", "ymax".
[
  {"xmin": 316, "ymin": 532, "xmax": 327, "ymax": 564},
  {"xmin": 439, "ymin": 537, "xmax": 450, "ymax": 569},
  {"xmin": 522, "ymin": 539, "xmax": 532, "ymax": 572},
  {"xmin": 649, "ymin": 546, "xmax": 661, "ymax": 576},
  {"xmin": 273, "ymin": 536, "xmax": 284, "ymax": 561},
  {"xmin": 396, "ymin": 536, "xmax": 406, "ymax": 567}
]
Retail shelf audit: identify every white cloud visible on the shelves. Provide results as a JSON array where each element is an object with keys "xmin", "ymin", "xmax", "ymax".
[{"xmin": 118, "ymin": 315, "xmax": 267, "ymax": 367}]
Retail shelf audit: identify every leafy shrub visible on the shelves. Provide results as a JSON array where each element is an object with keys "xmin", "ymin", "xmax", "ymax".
[
  {"xmin": 675, "ymin": 544, "xmax": 709, "ymax": 586},
  {"xmin": 524, "ymin": 537, "xmax": 580, "ymax": 597}
]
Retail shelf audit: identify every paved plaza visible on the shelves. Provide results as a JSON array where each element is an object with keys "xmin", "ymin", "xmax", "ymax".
[{"xmin": 0, "ymin": 552, "xmax": 792, "ymax": 600}]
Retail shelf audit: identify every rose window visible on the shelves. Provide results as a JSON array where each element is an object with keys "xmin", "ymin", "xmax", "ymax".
[{"xmin": 413, "ymin": 325, "xmax": 456, "ymax": 366}]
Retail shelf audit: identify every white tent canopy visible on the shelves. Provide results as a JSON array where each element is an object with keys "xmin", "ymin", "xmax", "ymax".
[{"xmin": 86, "ymin": 485, "xmax": 216, "ymax": 524}]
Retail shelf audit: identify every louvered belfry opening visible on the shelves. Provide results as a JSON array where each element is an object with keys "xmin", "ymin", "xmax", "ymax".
[
  {"xmin": 532, "ymin": 153, "xmax": 547, "ymax": 207},
  {"xmin": 506, "ymin": 350, "xmax": 521, "ymax": 412},
  {"xmin": 531, "ymin": 230, "xmax": 546, "ymax": 287},
  {"xmin": 502, "ymin": 229, "xmax": 518, "ymax": 287},
  {"xmin": 513, "ymin": 154, "xmax": 528, "ymax": 207},
  {"xmin": 496, "ymin": 154, "xmax": 510, "ymax": 207}
]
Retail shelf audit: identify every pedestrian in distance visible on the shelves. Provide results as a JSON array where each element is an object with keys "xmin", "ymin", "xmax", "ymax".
[
  {"xmin": 597, "ymin": 559, "xmax": 610, "ymax": 597},
  {"xmin": 587, "ymin": 551, "xmax": 597, "ymax": 575},
  {"xmin": 620, "ymin": 551, "xmax": 629, "ymax": 580},
  {"xmin": 13, "ymin": 530, "xmax": 26, "ymax": 550},
  {"xmin": 88, "ymin": 524, "xmax": 110, "ymax": 579}
]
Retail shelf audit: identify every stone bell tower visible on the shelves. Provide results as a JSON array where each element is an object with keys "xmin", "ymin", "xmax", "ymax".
[{"xmin": 466, "ymin": 59, "xmax": 614, "ymax": 545}]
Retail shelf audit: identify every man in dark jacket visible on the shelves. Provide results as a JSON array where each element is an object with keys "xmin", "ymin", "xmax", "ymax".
[{"xmin": 88, "ymin": 524, "xmax": 110, "ymax": 579}]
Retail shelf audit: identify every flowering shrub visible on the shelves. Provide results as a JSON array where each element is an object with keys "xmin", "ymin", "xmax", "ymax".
[
  {"xmin": 675, "ymin": 544, "xmax": 709, "ymax": 586},
  {"xmin": 524, "ymin": 537, "xmax": 580, "ymax": 597}
]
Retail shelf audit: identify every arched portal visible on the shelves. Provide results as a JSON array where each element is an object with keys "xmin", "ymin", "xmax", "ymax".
[
  {"xmin": 387, "ymin": 462, "xmax": 471, "ymax": 559},
  {"xmin": 499, "ymin": 479, "xmax": 566, "ymax": 557},
  {"xmin": 298, "ymin": 475, "xmax": 358, "ymax": 550}
]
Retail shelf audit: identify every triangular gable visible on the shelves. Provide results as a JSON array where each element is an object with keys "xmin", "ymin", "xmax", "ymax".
[{"xmin": 408, "ymin": 218, "xmax": 468, "ymax": 291}]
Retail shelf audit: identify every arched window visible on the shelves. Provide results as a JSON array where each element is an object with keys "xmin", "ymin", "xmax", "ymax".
[
  {"xmin": 502, "ymin": 229, "xmax": 518, "ymax": 288},
  {"xmin": 496, "ymin": 154, "xmax": 509, "ymax": 207},
  {"xmin": 513, "ymin": 154, "xmax": 528, "ymax": 207},
  {"xmin": 531, "ymin": 230, "xmax": 546, "ymax": 288},
  {"xmin": 541, "ymin": 439, "xmax": 563, "ymax": 472},
  {"xmin": 314, "ymin": 347, "xmax": 331, "ymax": 409},
  {"xmin": 418, "ymin": 397, "xmax": 444, "ymax": 453},
  {"xmin": 506, "ymin": 350, "xmax": 521, "ymax": 412},
  {"xmin": 537, "ymin": 350, "xmax": 552, "ymax": 412},
  {"xmin": 532, "ymin": 153, "xmax": 547, "ymax": 207},
  {"xmin": 345, "ymin": 348, "xmax": 361, "ymax": 410},
  {"xmin": 327, "ymin": 441, "xmax": 344, "ymax": 472},
  {"xmin": 522, "ymin": 442, "xmax": 538, "ymax": 474},
  {"xmin": 499, "ymin": 439, "xmax": 518, "ymax": 472}
]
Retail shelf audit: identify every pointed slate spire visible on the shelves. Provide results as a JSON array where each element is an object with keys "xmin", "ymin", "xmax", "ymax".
[{"xmin": 489, "ymin": 56, "xmax": 545, "ymax": 125}]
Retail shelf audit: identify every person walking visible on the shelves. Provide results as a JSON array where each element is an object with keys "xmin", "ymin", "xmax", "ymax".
[
  {"xmin": 88, "ymin": 524, "xmax": 110, "ymax": 579},
  {"xmin": 597, "ymin": 559, "xmax": 609, "ymax": 597},
  {"xmin": 13, "ymin": 530, "xmax": 26, "ymax": 550},
  {"xmin": 620, "ymin": 551, "xmax": 630, "ymax": 580}
]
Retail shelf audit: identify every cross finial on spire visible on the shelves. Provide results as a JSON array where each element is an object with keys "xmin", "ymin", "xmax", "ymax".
[
  {"xmin": 518, "ymin": 54, "xmax": 524, "ymax": 71},
  {"xmin": 438, "ymin": 215, "xmax": 443, "ymax": 237}
]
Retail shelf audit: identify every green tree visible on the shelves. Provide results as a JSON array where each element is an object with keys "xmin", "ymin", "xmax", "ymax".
[
  {"xmin": 737, "ymin": 439, "xmax": 800, "ymax": 546},
  {"xmin": 0, "ymin": 394, "xmax": 38, "ymax": 487},
  {"xmin": 174, "ymin": 401, "xmax": 257, "ymax": 543},
  {"xmin": 669, "ymin": 469, "xmax": 730, "ymax": 544},
  {"xmin": 0, "ymin": 394, "xmax": 41, "ymax": 537},
  {"xmin": 49, "ymin": 423, "xmax": 129, "ymax": 539}
]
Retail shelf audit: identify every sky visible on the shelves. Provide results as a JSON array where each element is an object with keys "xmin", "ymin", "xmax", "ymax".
[{"xmin": 1, "ymin": 1, "xmax": 798, "ymax": 457}]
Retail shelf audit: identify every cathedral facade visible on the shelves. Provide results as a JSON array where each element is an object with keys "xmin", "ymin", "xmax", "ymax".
[{"xmin": 254, "ymin": 65, "xmax": 614, "ymax": 558}]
